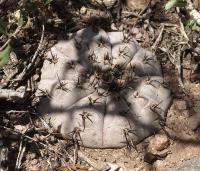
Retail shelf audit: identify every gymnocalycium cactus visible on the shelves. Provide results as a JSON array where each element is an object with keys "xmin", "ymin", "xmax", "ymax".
[{"xmin": 36, "ymin": 27, "xmax": 171, "ymax": 148}]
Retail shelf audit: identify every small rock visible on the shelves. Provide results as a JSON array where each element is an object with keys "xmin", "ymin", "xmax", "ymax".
[
  {"xmin": 144, "ymin": 150, "xmax": 169, "ymax": 164},
  {"xmin": 118, "ymin": 24, "xmax": 124, "ymax": 31},
  {"xmin": 111, "ymin": 23, "xmax": 118, "ymax": 31},
  {"xmin": 188, "ymin": 115, "xmax": 200, "ymax": 131},
  {"xmin": 175, "ymin": 100, "xmax": 187, "ymax": 110},
  {"xmin": 156, "ymin": 149, "xmax": 170, "ymax": 158},
  {"xmin": 14, "ymin": 125, "xmax": 27, "ymax": 133},
  {"xmin": 80, "ymin": 6, "xmax": 87, "ymax": 14},
  {"xmin": 149, "ymin": 134, "xmax": 169, "ymax": 152}
]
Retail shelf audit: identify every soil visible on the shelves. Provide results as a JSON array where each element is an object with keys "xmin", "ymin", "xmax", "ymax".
[{"xmin": 0, "ymin": 0, "xmax": 200, "ymax": 171}]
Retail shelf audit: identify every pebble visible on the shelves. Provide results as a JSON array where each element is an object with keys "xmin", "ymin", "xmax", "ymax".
[
  {"xmin": 14, "ymin": 125, "xmax": 27, "ymax": 133},
  {"xmin": 149, "ymin": 134, "xmax": 170, "ymax": 152},
  {"xmin": 80, "ymin": 6, "xmax": 87, "ymax": 14},
  {"xmin": 118, "ymin": 24, "xmax": 124, "ymax": 31},
  {"xmin": 188, "ymin": 115, "xmax": 200, "ymax": 131},
  {"xmin": 111, "ymin": 23, "xmax": 118, "ymax": 31},
  {"xmin": 144, "ymin": 149, "xmax": 169, "ymax": 164}
]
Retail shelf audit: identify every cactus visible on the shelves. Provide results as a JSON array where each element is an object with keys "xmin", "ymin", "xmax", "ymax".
[{"xmin": 36, "ymin": 27, "xmax": 172, "ymax": 148}]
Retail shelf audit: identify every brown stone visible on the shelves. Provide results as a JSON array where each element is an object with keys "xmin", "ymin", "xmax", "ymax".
[
  {"xmin": 188, "ymin": 115, "xmax": 200, "ymax": 131},
  {"xmin": 149, "ymin": 134, "xmax": 170, "ymax": 152},
  {"xmin": 80, "ymin": 6, "xmax": 87, "ymax": 14}
]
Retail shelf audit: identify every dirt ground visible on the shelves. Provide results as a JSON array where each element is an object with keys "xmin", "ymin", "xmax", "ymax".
[{"xmin": 0, "ymin": 0, "xmax": 200, "ymax": 171}]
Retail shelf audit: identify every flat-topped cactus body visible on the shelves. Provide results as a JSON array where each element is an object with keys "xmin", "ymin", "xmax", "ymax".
[{"xmin": 37, "ymin": 27, "xmax": 171, "ymax": 148}]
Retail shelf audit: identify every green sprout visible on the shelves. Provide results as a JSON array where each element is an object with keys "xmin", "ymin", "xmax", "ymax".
[
  {"xmin": 185, "ymin": 19, "xmax": 199, "ymax": 30},
  {"xmin": 165, "ymin": 0, "xmax": 187, "ymax": 11},
  {"xmin": 0, "ymin": 44, "xmax": 12, "ymax": 69},
  {"xmin": 194, "ymin": 108, "xmax": 200, "ymax": 114}
]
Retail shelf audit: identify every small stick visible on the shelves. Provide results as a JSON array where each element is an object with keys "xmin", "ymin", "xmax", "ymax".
[
  {"xmin": 176, "ymin": 42, "xmax": 185, "ymax": 89},
  {"xmin": 15, "ymin": 139, "xmax": 26, "ymax": 171},
  {"xmin": 176, "ymin": 7, "xmax": 189, "ymax": 41},
  {"xmin": 0, "ymin": 87, "xmax": 27, "ymax": 101},
  {"xmin": 0, "ymin": 27, "xmax": 21, "ymax": 51},
  {"xmin": 152, "ymin": 24, "xmax": 165, "ymax": 52},
  {"xmin": 138, "ymin": 0, "xmax": 151, "ymax": 16},
  {"xmin": 16, "ymin": 24, "xmax": 45, "ymax": 82}
]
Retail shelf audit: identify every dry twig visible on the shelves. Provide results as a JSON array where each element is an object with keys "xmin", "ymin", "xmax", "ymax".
[
  {"xmin": 16, "ymin": 24, "xmax": 45, "ymax": 83},
  {"xmin": 152, "ymin": 24, "xmax": 165, "ymax": 52},
  {"xmin": 0, "ymin": 126, "xmax": 74, "ymax": 162},
  {"xmin": 0, "ymin": 27, "xmax": 21, "ymax": 51},
  {"xmin": 0, "ymin": 86, "xmax": 28, "ymax": 101},
  {"xmin": 15, "ymin": 139, "xmax": 26, "ymax": 171}
]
